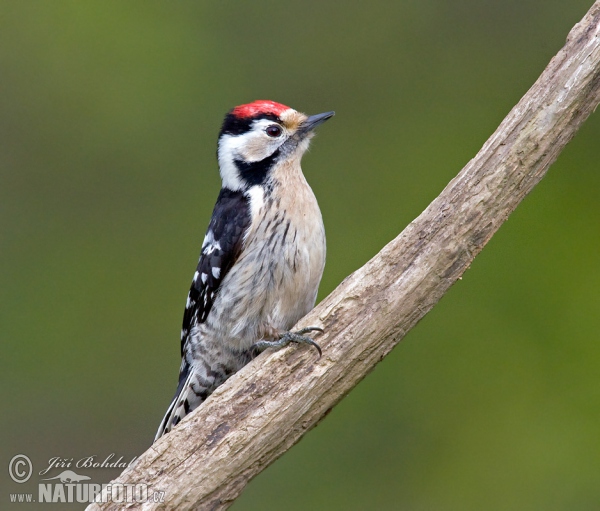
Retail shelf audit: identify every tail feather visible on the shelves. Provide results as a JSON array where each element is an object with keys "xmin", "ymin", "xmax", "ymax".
[
  {"xmin": 154, "ymin": 363, "xmax": 208, "ymax": 442},
  {"xmin": 155, "ymin": 349, "xmax": 253, "ymax": 442}
]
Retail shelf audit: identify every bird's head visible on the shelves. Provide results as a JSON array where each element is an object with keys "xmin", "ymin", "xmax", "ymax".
[{"xmin": 217, "ymin": 100, "xmax": 334, "ymax": 191}]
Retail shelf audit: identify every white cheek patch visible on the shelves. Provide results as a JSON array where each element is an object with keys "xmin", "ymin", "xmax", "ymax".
[
  {"xmin": 218, "ymin": 121, "xmax": 288, "ymax": 190},
  {"xmin": 218, "ymin": 135, "xmax": 246, "ymax": 191}
]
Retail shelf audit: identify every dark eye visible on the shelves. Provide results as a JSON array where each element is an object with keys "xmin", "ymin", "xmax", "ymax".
[{"xmin": 265, "ymin": 125, "xmax": 282, "ymax": 138}]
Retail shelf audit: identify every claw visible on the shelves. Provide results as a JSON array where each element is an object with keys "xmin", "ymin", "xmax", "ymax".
[
  {"xmin": 295, "ymin": 326, "xmax": 324, "ymax": 336},
  {"xmin": 252, "ymin": 327, "xmax": 324, "ymax": 358}
]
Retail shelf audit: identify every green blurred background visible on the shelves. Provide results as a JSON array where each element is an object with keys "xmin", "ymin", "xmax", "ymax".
[{"xmin": 2, "ymin": 1, "xmax": 599, "ymax": 509}]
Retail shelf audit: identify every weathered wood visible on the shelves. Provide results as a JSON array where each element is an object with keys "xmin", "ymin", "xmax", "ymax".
[{"xmin": 88, "ymin": 3, "xmax": 600, "ymax": 509}]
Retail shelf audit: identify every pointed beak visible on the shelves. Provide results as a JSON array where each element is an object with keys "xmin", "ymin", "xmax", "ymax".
[{"xmin": 299, "ymin": 111, "xmax": 335, "ymax": 134}]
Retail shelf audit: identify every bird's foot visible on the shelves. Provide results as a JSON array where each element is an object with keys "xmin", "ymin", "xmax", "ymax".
[{"xmin": 253, "ymin": 327, "xmax": 323, "ymax": 358}]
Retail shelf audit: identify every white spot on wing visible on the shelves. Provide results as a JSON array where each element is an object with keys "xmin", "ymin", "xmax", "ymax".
[
  {"xmin": 202, "ymin": 231, "xmax": 214, "ymax": 250},
  {"xmin": 212, "ymin": 267, "xmax": 221, "ymax": 279},
  {"xmin": 201, "ymin": 272, "xmax": 208, "ymax": 284},
  {"xmin": 193, "ymin": 271, "xmax": 199, "ymax": 282},
  {"xmin": 204, "ymin": 240, "xmax": 221, "ymax": 255}
]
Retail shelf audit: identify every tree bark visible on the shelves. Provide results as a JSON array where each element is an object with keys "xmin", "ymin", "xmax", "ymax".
[{"xmin": 88, "ymin": 3, "xmax": 600, "ymax": 510}]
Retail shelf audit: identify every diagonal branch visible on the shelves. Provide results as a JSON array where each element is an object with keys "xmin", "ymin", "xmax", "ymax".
[{"xmin": 88, "ymin": 3, "xmax": 600, "ymax": 510}]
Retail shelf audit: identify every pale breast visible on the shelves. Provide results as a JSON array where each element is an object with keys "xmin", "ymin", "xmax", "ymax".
[
  {"xmin": 207, "ymin": 162, "xmax": 325, "ymax": 351},
  {"xmin": 267, "ymin": 172, "xmax": 326, "ymax": 329}
]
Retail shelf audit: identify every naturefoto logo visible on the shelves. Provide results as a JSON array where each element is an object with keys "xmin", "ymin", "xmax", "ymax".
[
  {"xmin": 38, "ymin": 469, "xmax": 109, "ymax": 504},
  {"xmin": 8, "ymin": 454, "xmax": 165, "ymax": 505},
  {"xmin": 42, "ymin": 470, "xmax": 91, "ymax": 483}
]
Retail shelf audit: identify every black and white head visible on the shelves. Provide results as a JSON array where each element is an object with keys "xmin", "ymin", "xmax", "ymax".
[{"xmin": 217, "ymin": 100, "xmax": 334, "ymax": 191}]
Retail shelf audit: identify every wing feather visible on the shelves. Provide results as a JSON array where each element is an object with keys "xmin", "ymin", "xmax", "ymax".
[{"xmin": 180, "ymin": 188, "xmax": 251, "ymax": 356}]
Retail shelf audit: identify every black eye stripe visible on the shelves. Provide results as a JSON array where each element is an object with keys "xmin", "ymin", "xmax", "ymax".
[{"xmin": 220, "ymin": 112, "xmax": 280, "ymax": 136}]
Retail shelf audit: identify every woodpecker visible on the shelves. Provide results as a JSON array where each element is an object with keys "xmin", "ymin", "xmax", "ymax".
[{"xmin": 155, "ymin": 100, "xmax": 334, "ymax": 441}]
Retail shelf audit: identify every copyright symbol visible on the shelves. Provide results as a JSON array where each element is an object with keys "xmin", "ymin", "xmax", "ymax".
[{"xmin": 9, "ymin": 454, "xmax": 32, "ymax": 483}]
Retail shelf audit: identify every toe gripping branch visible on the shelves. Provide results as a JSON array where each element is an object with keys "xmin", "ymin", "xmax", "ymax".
[{"xmin": 252, "ymin": 327, "xmax": 324, "ymax": 358}]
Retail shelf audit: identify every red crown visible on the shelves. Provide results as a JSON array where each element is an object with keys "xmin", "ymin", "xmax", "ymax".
[{"xmin": 232, "ymin": 100, "xmax": 290, "ymax": 119}]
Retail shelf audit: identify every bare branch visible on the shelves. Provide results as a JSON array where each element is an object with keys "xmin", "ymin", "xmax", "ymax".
[{"xmin": 88, "ymin": 3, "xmax": 600, "ymax": 510}]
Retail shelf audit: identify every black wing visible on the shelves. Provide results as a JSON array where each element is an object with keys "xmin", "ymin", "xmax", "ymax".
[{"xmin": 180, "ymin": 188, "xmax": 251, "ymax": 356}]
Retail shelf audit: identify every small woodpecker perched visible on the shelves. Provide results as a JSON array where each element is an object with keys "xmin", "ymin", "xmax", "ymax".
[{"xmin": 155, "ymin": 100, "xmax": 334, "ymax": 441}]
